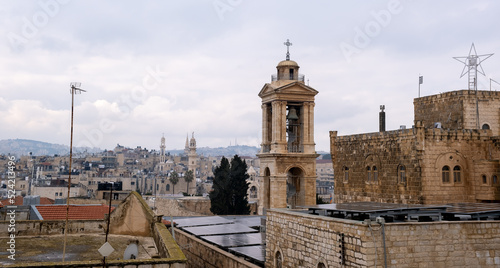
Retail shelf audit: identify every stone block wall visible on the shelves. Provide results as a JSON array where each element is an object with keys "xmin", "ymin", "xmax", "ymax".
[
  {"xmin": 330, "ymin": 123, "xmax": 500, "ymax": 204},
  {"xmin": 0, "ymin": 219, "xmax": 104, "ymax": 236},
  {"xmin": 266, "ymin": 208, "xmax": 500, "ymax": 268},
  {"xmin": 330, "ymin": 129, "xmax": 423, "ymax": 204},
  {"xmin": 414, "ymin": 90, "xmax": 500, "ymax": 135},
  {"xmin": 419, "ymin": 128, "xmax": 500, "ymax": 204}
]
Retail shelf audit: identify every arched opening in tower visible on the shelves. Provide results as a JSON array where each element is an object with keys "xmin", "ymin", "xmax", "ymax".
[{"xmin": 287, "ymin": 167, "xmax": 304, "ymax": 208}]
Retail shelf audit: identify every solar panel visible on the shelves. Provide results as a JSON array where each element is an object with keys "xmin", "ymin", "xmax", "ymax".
[
  {"xmin": 445, "ymin": 203, "xmax": 500, "ymax": 214},
  {"xmin": 305, "ymin": 202, "xmax": 446, "ymax": 213},
  {"xmin": 201, "ymin": 232, "xmax": 264, "ymax": 247},
  {"xmin": 183, "ymin": 223, "xmax": 258, "ymax": 236},
  {"xmin": 228, "ymin": 245, "xmax": 266, "ymax": 263},
  {"xmin": 172, "ymin": 216, "xmax": 233, "ymax": 227},
  {"xmin": 302, "ymin": 202, "xmax": 449, "ymax": 222}
]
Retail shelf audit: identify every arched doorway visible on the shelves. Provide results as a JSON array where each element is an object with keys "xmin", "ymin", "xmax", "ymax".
[{"xmin": 287, "ymin": 167, "xmax": 303, "ymax": 208}]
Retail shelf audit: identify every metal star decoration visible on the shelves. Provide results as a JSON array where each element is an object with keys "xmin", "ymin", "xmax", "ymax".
[{"xmin": 453, "ymin": 43, "xmax": 493, "ymax": 90}]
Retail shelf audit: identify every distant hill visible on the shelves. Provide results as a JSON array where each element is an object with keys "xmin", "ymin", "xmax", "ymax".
[
  {"xmin": 0, "ymin": 139, "xmax": 101, "ymax": 156},
  {"xmin": 167, "ymin": 146, "xmax": 329, "ymax": 158},
  {"xmin": 0, "ymin": 139, "xmax": 328, "ymax": 158}
]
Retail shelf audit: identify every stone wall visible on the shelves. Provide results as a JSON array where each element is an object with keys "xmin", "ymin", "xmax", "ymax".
[
  {"xmin": 330, "ymin": 123, "xmax": 500, "ymax": 204},
  {"xmin": 174, "ymin": 228, "xmax": 260, "ymax": 268},
  {"xmin": 330, "ymin": 128, "xmax": 423, "ymax": 204},
  {"xmin": 0, "ymin": 219, "xmax": 104, "ymax": 236},
  {"xmin": 413, "ymin": 90, "xmax": 500, "ymax": 136},
  {"xmin": 419, "ymin": 128, "xmax": 500, "ymax": 204},
  {"xmin": 266, "ymin": 208, "xmax": 500, "ymax": 267}
]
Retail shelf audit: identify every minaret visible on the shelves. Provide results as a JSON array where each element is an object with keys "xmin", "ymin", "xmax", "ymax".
[
  {"xmin": 258, "ymin": 40, "xmax": 318, "ymax": 211},
  {"xmin": 188, "ymin": 132, "xmax": 198, "ymax": 175},
  {"xmin": 184, "ymin": 134, "xmax": 189, "ymax": 155},
  {"xmin": 160, "ymin": 134, "xmax": 166, "ymax": 163}
]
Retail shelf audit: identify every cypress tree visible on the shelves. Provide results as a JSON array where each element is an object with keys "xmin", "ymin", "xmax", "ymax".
[
  {"xmin": 229, "ymin": 155, "xmax": 250, "ymax": 215},
  {"xmin": 209, "ymin": 155, "xmax": 251, "ymax": 215},
  {"xmin": 209, "ymin": 157, "xmax": 231, "ymax": 215}
]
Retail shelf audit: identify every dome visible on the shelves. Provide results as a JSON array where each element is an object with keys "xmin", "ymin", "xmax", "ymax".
[{"xmin": 277, "ymin": 60, "xmax": 299, "ymax": 67}]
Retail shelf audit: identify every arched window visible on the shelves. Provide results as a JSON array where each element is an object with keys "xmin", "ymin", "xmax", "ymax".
[
  {"xmin": 482, "ymin": 124, "xmax": 490, "ymax": 130},
  {"xmin": 398, "ymin": 165, "xmax": 406, "ymax": 184},
  {"xmin": 366, "ymin": 166, "xmax": 371, "ymax": 182},
  {"xmin": 373, "ymin": 166, "xmax": 378, "ymax": 182},
  {"xmin": 343, "ymin": 167, "xmax": 349, "ymax": 182},
  {"xmin": 442, "ymin": 166, "xmax": 450, "ymax": 183},
  {"xmin": 275, "ymin": 251, "xmax": 283, "ymax": 268},
  {"xmin": 453, "ymin": 166, "xmax": 461, "ymax": 183},
  {"xmin": 166, "ymin": 184, "xmax": 170, "ymax": 191},
  {"xmin": 317, "ymin": 262, "xmax": 327, "ymax": 268}
]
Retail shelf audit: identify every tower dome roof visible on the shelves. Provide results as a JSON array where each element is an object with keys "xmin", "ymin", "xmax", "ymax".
[{"xmin": 277, "ymin": 60, "xmax": 299, "ymax": 67}]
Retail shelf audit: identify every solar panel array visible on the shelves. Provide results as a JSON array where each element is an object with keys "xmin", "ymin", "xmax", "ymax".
[
  {"xmin": 172, "ymin": 215, "xmax": 265, "ymax": 266},
  {"xmin": 303, "ymin": 202, "xmax": 500, "ymax": 222}
]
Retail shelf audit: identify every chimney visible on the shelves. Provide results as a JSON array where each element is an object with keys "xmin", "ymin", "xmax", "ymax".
[{"xmin": 379, "ymin": 105, "xmax": 386, "ymax": 132}]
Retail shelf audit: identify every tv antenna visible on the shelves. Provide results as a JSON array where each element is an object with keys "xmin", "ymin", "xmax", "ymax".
[
  {"xmin": 62, "ymin": 82, "xmax": 87, "ymax": 262},
  {"xmin": 453, "ymin": 43, "xmax": 493, "ymax": 91}
]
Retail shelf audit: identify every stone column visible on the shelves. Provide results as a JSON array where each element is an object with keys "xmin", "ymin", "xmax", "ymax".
[
  {"xmin": 270, "ymin": 175, "xmax": 287, "ymax": 208},
  {"xmin": 261, "ymin": 104, "xmax": 269, "ymax": 153}
]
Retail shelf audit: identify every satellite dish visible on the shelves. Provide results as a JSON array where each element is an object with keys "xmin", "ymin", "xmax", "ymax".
[{"xmin": 123, "ymin": 242, "xmax": 139, "ymax": 260}]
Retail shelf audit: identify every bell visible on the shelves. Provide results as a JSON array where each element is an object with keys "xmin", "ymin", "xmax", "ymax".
[{"xmin": 287, "ymin": 107, "xmax": 299, "ymax": 120}]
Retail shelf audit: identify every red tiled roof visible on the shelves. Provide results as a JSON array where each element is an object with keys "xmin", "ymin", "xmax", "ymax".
[
  {"xmin": 40, "ymin": 197, "xmax": 55, "ymax": 205},
  {"xmin": 35, "ymin": 204, "xmax": 114, "ymax": 220}
]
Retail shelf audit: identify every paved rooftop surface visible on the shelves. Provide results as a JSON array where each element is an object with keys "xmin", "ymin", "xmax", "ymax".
[{"xmin": 0, "ymin": 234, "xmax": 157, "ymax": 266}]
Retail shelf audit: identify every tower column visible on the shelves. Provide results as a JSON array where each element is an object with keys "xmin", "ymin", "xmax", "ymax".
[
  {"xmin": 271, "ymin": 101, "xmax": 287, "ymax": 153},
  {"xmin": 302, "ymin": 102, "xmax": 316, "ymax": 153},
  {"xmin": 270, "ymin": 174, "xmax": 287, "ymax": 208},
  {"xmin": 261, "ymin": 104, "xmax": 270, "ymax": 153}
]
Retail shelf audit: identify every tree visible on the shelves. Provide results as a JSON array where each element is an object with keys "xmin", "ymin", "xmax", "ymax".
[
  {"xmin": 209, "ymin": 157, "xmax": 231, "ymax": 215},
  {"xmin": 184, "ymin": 169, "xmax": 194, "ymax": 195},
  {"xmin": 169, "ymin": 171, "xmax": 179, "ymax": 194},
  {"xmin": 230, "ymin": 155, "xmax": 250, "ymax": 215},
  {"xmin": 209, "ymin": 155, "xmax": 250, "ymax": 215}
]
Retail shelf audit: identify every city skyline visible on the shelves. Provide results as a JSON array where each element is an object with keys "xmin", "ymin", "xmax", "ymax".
[{"xmin": 1, "ymin": 1, "xmax": 500, "ymax": 152}]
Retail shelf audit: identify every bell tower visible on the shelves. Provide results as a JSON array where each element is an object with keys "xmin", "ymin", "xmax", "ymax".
[{"xmin": 258, "ymin": 40, "xmax": 318, "ymax": 212}]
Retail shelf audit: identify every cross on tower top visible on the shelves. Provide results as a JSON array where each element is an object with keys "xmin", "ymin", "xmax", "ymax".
[{"xmin": 284, "ymin": 39, "xmax": 292, "ymax": 60}]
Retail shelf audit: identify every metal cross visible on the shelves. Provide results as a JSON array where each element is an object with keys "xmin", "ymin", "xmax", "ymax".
[{"xmin": 284, "ymin": 39, "xmax": 292, "ymax": 60}]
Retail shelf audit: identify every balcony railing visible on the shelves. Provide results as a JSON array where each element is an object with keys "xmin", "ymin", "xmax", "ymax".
[
  {"xmin": 271, "ymin": 74, "xmax": 305, "ymax": 82},
  {"xmin": 287, "ymin": 144, "xmax": 303, "ymax": 153}
]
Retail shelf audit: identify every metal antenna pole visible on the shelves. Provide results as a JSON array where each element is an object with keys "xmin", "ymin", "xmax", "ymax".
[{"xmin": 63, "ymin": 83, "xmax": 86, "ymax": 262}]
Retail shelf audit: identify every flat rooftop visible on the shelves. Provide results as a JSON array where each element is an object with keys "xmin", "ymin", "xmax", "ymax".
[{"xmin": 0, "ymin": 234, "xmax": 157, "ymax": 266}]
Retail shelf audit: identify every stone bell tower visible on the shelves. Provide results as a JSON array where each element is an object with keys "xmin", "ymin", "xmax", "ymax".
[{"xmin": 258, "ymin": 40, "xmax": 319, "ymax": 211}]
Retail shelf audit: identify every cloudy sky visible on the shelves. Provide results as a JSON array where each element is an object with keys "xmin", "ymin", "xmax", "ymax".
[{"xmin": 1, "ymin": 0, "xmax": 499, "ymax": 152}]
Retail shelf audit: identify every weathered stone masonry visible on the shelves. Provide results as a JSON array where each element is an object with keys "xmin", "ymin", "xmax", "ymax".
[{"xmin": 266, "ymin": 209, "xmax": 500, "ymax": 267}]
